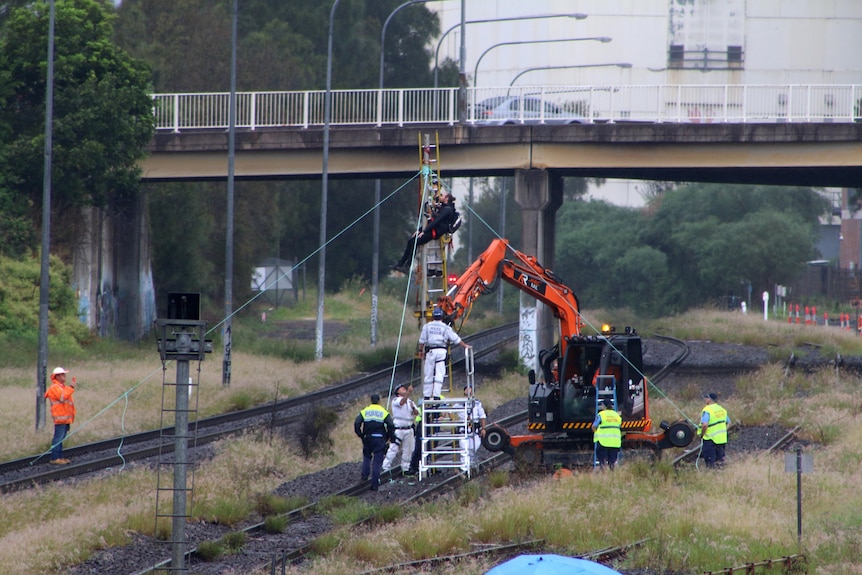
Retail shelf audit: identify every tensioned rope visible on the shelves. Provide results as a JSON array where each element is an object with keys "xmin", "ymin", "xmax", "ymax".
[{"xmin": 33, "ymin": 172, "xmax": 423, "ymax": 467}]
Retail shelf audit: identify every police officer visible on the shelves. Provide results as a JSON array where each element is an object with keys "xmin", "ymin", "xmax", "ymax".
[
  {"xmin": 354, "ymin": 393, "xmax": 396, "ymax": 491},
  {"xmin": 592, "ymin": 399, "xmax": 622, "ymax": 470},
  {"xmin": 382, "ymin": 384, "xmax": 419, "ymax": 477},
  {"xmin": 699, "ymin": 392, "xmax": 730, "ymax": 468},
  {"xmin": 418, "ymin": 306, "xmax": 471, "ymax": 401}
]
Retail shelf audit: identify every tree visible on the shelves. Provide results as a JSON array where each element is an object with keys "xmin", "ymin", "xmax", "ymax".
[
  {"xmin": 555, "ymin": 199, "xmax": 669, "ymax": 315},
  {"xmin": 0, "ymin": 0, "xmax": 153, "ymax": 257},
  {"xmin": 643, "ymin": 184, "xmax": 826, "ymax": 310}
]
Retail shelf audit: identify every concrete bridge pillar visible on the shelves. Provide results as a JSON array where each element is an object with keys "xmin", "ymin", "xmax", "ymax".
[{"xmin": 514, "ymin": 169, "xmax": 563, "ymax": 373}]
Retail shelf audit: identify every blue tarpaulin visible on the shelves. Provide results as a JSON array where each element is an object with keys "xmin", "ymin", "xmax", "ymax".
[{"xmin": 485, "ymin": 554, "xmax": 623, "ymax": 575}]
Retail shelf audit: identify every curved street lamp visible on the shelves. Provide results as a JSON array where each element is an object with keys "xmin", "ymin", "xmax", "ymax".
[
  {"xmin": 433, "ymin": 13, "xmax": 588, "ymax": 87},
  {"xmin": 473, "ymin": 36, "xmax": 612, "ymax": 88},
  {"xmin": 508, "ymin": 62, "xmax": 632, "ymax": 88},
  {"xmin": 379, "ymin": 0, "xmax": 440, "ymax": 90}
]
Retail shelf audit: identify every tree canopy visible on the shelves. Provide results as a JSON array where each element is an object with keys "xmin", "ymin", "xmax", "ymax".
[
  {"xmin": 554, "ymin": 184, "xmax": 829, "ymax": 315},
  {"xmin": 0, "ymin": 0, "xmax": 153, "ymax": 257}
]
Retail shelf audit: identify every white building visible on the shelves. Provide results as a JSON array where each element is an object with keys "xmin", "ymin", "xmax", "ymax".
[{"xmin": 432, "ymin": 0, "xmax": 862, "ymax": 206}]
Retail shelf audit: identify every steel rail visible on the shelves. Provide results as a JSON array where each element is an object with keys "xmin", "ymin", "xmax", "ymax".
[
  {"xmin": 129, "ymin": 333, "xmax": 689, "ymax": 574},
  {"xmin": 1, "ymin": 324, "xmax": 518, "ymax": 493}
]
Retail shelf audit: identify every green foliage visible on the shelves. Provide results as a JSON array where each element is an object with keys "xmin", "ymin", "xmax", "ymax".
[
  {"xmin": 263, "ymin": 514, "xmax": 288, "ymax": 534},
  {"xmin": 194, "ymin": 496, "xmax": 254, "ymax": 528},
  {"xmin": 309, "ymin": 532, "xmax": 343, "ymax": 557},
  {"xmin": 555, "ymin": 185, "xmax": 829, "ymax": 315},
  {"xmin": 316, "ymin": 495, "xmax": 373, "ymax": 525},
  {"xmin": 368, "ymin": 503, "xmax": 404, "ymax": 525},
  {"xmin": 298, "ymin": 403, "xmax": 339, "ymax": 458},
  {"xmin": 0, "ymin": 0, "xmax": 153, "ymax": 256},
  {"xmin": 194, "ymin": 540, "xmax": 224, "ymax": 562},
  {"xmin": 0, "ymin": 253, "xmax": 91, "ymax": 355},
  {"xmin": 220, "ymin": 531, "xmax": 247, "ymax": 553},
  {"xmin": 255, "ymin": 493, "xmax": 308, "ymax": 517},
  {"xmin": 487, "ymin": 470, "xmax": 510, "ymax": 489}
]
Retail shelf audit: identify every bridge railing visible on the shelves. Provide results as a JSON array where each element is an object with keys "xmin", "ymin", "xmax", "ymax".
[{"xmin": 152, "ymin": 84, "xmax": 861, "ymax": 132}]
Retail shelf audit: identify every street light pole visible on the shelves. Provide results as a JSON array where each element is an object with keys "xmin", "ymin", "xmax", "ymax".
[
  {"xmin": 457, "ymin": 0, "xmax": 466, "ymax": 123},
  {"xmin": 223, "ymin": 0, "xmax": 237, "ymax": 387},
  {"xmin": 473, "ymin": 36, "xmax": 612, "ymax": 88},
  {"xmin": 36, "ymin": 0, "xmax": 56, "ymax": 430},
  {"xmin": 317, "ymin": 0, "xmax": 341, "ymax": 360},
  {"xmin": 434, "ymin": 13, "xmax": 587, "ymax": 87}
]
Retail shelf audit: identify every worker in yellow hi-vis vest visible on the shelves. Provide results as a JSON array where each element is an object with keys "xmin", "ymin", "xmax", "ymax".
[
  {"xmin": 699, "ymin": 392, "xmax": 730, "ymax": 469},
  {"xmin": 592, "ymin": 399, "xmax": 621, "ymax": 470}
]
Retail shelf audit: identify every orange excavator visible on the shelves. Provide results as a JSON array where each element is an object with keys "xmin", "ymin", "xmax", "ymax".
[{"xmin": 436, "ymin": 239, "xmax": 695, "ymax": 466}]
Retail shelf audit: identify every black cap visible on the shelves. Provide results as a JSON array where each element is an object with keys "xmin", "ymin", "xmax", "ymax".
[
  {"xmin": 703, "ymin": 392, "xmax": 718, "ymax": 401},
  {"xmin": 370, "ymin": 393, "xmax": 381, "ymax": 404},
  {"xmin": 394, "ymin": 384, "xmax": 406, "ymax": 393},
  {"xmin": 602, "ymin": 399, "xmax": 613, "ymax": 409}
]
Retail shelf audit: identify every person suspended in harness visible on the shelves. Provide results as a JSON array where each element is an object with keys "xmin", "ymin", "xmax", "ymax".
[
  {"xmin": 354, "ymin": 393, "xmax": 396, "ymax": 491},
  {"xmin": 382, "ymin": 384, "xmax": 419, "ymax": 477},
  {"xmin": 592, "ymin": 399, "xmax": 622, "ymax": 470},
  {"xmin": 418, "ymin": 306, "xmax": 471, "ymax": 401},
  {"xmin": 698, "ymin": 392, "xmax": 730, "ymax": 468},
  {"xmin": 391, "ymin": 192, "xmax": 460, "ymax": 274}
]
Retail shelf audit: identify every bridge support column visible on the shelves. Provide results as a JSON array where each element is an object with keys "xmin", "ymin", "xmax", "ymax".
[{"xmin": 514, "ymin": 169, "xmax": 563, "ymax": 373}]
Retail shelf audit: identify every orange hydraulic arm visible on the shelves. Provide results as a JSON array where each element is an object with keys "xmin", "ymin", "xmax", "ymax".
[{"xmin": 438, "ymin": 239, "xmax": 583, "ymax": 352}]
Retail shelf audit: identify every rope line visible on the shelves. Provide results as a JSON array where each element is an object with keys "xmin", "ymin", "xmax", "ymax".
[{"xmin": 34, "ymin": 172, "xmax": 422, "ymax": 466}]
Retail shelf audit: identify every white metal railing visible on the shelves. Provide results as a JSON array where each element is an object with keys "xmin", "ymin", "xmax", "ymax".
[{"xmin": 151, "ymin": 84, "xmax": 862, "ymax": 132}]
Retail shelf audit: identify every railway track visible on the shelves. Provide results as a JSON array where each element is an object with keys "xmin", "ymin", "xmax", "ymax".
[
  {"xmin": 67, "ymin": 331, "xmax": 794, "ymax": 575},
  {"xmin": 1, "ymin": 323, "xmax": 518, "ymax": 494},
  {"xmin": 131, "ymin": 335, "xmax": 696, "ymax": 574}
]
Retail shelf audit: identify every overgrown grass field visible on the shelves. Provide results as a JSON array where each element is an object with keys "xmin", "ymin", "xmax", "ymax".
[{"xmin": 2, "ymin": 298, "xmax": 862, "ymax": 573}]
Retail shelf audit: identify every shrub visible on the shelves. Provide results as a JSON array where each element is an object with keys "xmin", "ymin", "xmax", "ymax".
[
  {"xmin": 194, "ymin": 540, "xmax": 224, "ymax": 562},
  {"xmin": 298, "ymin": 403, "xmax": 339, "ymax": 458}
]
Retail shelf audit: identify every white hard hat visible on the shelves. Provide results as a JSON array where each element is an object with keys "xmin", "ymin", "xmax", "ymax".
[{"xmin": 52, "ymin": 367, "xmax": 68, "ymax": 376}]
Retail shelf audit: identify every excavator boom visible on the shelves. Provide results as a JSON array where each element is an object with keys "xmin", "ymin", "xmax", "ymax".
[
  {"xmin": 437, "ymin": 238, "xmax": 696, "ymax": 467},
  {"xmin": 439, "ymin": 239, "xmax": 583, "ymax": 354}
]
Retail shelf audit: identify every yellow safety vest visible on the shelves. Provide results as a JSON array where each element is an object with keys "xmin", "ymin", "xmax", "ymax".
[
  {"xmin": 594, "ymin": 409, "xmax": 622, "ymax": 448},
  {"xmin": 702, "ymin": 403, "xmax": 728, "ymax": 444}
]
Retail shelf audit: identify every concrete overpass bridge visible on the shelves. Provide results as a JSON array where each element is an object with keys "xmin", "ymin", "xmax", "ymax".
[
  {"xmin": 144, "ymin": 83, "xmax": 862, "ymax": 188},
  {"xmin": 138, "ymin": 84, "xmax": 862, "ymax": 351}
]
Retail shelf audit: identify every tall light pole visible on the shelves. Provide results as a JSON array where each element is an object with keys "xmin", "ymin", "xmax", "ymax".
[
  {"xmin": 317, "ymin": 0, "xmax": 341, "ymax": 360},
  {"xmin": 473, "ymin": 36, "xmax": 612, "ymax": 88},
  {"xmin": 434, "ymin": 13, "xmax": 587, "ymax": 87},
  {"xmin": 457, "ymin": 0, "xmax": 466, "ymax": 123},
  {"xmin": 223, "ymin": 0, "xmax": 237, "ymax": 386},
  {"xmin": 372, "ymin": 0, "xmax": 438, "ymax": 346},
  {"xmin": 36, "ymin": 0, "xmax": 56, "ymax": 430},
  {"xmin": 508, "ymin": 62, "xmax": 633, "ymax": 87}
]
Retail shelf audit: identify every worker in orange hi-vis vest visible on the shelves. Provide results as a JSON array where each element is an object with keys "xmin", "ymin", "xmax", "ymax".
[{"xmin": 45, "ymin": 367, "xmax": 77, "ymax": 465}]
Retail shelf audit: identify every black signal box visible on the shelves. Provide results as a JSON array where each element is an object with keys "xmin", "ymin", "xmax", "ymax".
[{"xmin": 167, "ymin": 292, "xmax": 201, "ymax": 321}]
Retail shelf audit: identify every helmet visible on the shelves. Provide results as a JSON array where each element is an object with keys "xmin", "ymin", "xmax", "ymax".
[
  {"xmin": 52, "ymin": 367, "xmax": 68, "ymax": 376},
  {"xmin": 432, "ymin": 307, "xmax": 443, "ymax": 319}
]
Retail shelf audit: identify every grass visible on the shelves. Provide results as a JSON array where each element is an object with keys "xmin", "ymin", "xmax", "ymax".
[{"xmin": 3, "ymin": 304, "xmax": 862, "ymax": 574}]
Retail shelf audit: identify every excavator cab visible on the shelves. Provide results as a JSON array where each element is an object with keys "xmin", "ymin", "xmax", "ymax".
[{"xmin": 527, "ymin": 333, "xmax": 648, "ymax": 437}]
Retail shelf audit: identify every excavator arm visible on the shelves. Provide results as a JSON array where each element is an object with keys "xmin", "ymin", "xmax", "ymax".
[{"xmin": 438, "ymin": 239, "xmax": 583, "ymax": 349}]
